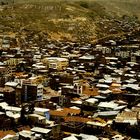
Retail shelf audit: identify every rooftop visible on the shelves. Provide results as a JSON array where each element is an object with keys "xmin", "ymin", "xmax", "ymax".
[{"xmin": 31, "ymin": 127, "xmax": 51, "ymax": 134}]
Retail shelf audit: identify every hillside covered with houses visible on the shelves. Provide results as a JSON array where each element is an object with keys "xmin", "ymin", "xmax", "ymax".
[{"xmin": 0, "ymin": 0, "xmax": 140, "ymax": 140}]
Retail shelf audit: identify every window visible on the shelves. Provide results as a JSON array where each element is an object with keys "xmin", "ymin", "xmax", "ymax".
[{"xmin": 49, "ymin": 63, "xmax": 57, "ymax": 69}]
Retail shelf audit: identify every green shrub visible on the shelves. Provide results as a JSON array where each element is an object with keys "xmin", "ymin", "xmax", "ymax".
[{"xmin": 79, "ymin": 2, "xmax": 89, "ymax": 9}]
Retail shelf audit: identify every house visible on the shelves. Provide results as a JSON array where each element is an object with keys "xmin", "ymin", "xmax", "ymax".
[
  {"xmin": 4, "ymin": 58, "xmax": 23, "ymax": 66},
  {"xmin": 82, "ymin": 85, "xmax": 99, "ymax": 96},
  {"xmin": 22, "ymin": 81, "xmax": 43, "ymax": 102},
  {"xmin": 96, "ymin": 84, "xmax": 109, "ymax": 90},
  {"xmin": 42, "ymin": 57, "xmax": 69, "ymax": 71},
  {"xmin": 50, "ymin": 108, "xmax": 81, "ymax": 119},
  {"xmin": 5, "ymin": 82, "xmax": 19, "ymax": 88},
  {"xmin": 79, "ymin": 55, "xmax": 95, "ymax": 63},
  {"xmin": 112, "ymin": 110, "xmax": 139, "ymax": 135},
  {"xmin": 73, "ymin": 81, "xmax": 99, "ymax": 96},
  {"xmin": 94, "ymin": 111, "xmax": 119, "ymax": 119},
  {"xmin": 34, "ymin": 107, "xmax": 50, "ymax": 120},
  {"xmin": 114, "ymin": 111, "xmax": 138, "ymax": 126},
  {"xmin": 19, "ymin": 130, "xmax": 34, "ymax": 140},
  {"xmin": 47, "ymin": 124, "xmax": 61, "ymax": 139},
  {"xmin": 6, "ymin": 111, "xmax": 20, "ymax": 124},
  {"xmin": 98, "ymin": 101, "xmax": 119, "ymax": 111},
  {"xmin": 1, "ymin": 134, "xmax": 18, "ymax": 140},
  {"xmin": 79, "ymin": 133, "xmax": 99, "ymax": 140},
  {"xmin": 83, "ymin": 98, "xmax": 98, "ymax": 107},
  {"xmin": 112, "ymin": 134, "xmax": 130, "ymax": 140},
  {"xmin": 3, "ymin": 106, "xmax": 21, "ymax": 113},
  {"xmin": 115, "ymin": 51, "xmax": 130, "ymax": 58},
  {"xmin": 70, "ymin": 99, "xmax": 82, "ymax": 108},
  {"xmin": 105, "ymin": 57, "xmax": 118, "ymax": 63},
  {"xmin": 96, "ymin": 46, "xmax": 111, "ymax": 54},
  {"xmin": 50, "ymin": 109, "xmax": 68, "ymax": 122},
  {"xmin": 28, "ymin": 114, "xmax": 46, "ymax": 125},
  {"xmin": 86, "ymin": 121, "xmax": 108, "ymax": 135},
  {"xmin": 0, "ymin": 87, "xmax": 16, "ymax": 105},
  {"xmin": 31, "ymin": 127, "xmax": 51, "ymax": 139},
  {"xmin": 61, "ymin": 120, "xmax": 86, "ymax": 134}
]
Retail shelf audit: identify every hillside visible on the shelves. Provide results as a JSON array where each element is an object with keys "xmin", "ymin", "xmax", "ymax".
[{"xmin": 0, "ymin": 0, "xmax": 140, "ymax": 42}]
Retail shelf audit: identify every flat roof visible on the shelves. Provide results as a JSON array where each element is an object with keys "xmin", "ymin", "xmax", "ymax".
[
  {"xmin": 96, "ymin": 84, "xmax": 109, "ymax": 88},
  {"xmin": 6, "ymin": 111, "xmax": 20, "ymax": 119},
  {"xmin": 46, "ymin": 57, "xmax": 68, "ymax": 61},
  {"xmin": 1, "ymin": 135, "xmax": 16, "ymax": 140},
  {"xmin": 79, "ymin": 134, "xmax": 98, "ymax": 140},
  {"xmin": 105, "ymin": 57, "xmax": 118, "ymax": 60},
  {"xmin": 87, "ymin": 121, "xmax": 107, "ymax": 127},
  {"xmin": 85, "ymin": 98, "xmax": 98, "ymax": 104},
  {"xmin": 31, "ymin": 127, "xmax": 51, "ymax": 134},
  {"xmin": 79, "ymin": 55, "xmax": 95, "ymax": 60},
  {"xmin": 4, "ymin": 106, "xmax": 21, "ymax": 112},
  {"xmin": 34, "ymin": 107, "xmax": 50, "ymax": 113},
  {"xmin": 0, "ymin": 102, "xmax": 8, "ymax": 108},
  {"xmin": 97, "ymin": 111, "xmax": 119, "ymax": 116},
  {"xmin": 28, "ymin": 114, "xmax": 46, "ymax": 120},
  {"xmin": 5, "ymin": 82, "xmax": 18, "ymax": 87},
  {"xmin": 63, "ymin": 135, "xmax": 78, "ymax": 140},
  {"xmin": 71, "ymin": 100, "xmax": 82, "ymax": 105},
  {"xmin": 98, "ymin": 101, "xmax": 118, "ymax": 109},
  {"xmin": 123, "ymin": 84, "xmax": 140, "ymax": 90},
  {"xmin": 99, "ymin": 89, "xmax": 112, "ymax": 94},
  {"xmin": 19, "ymin": 130, "xmax": 32, "ymax": 138},
  {"xmin": 0, "ymin": 112, "xmax": 5, "ymax": 115}
]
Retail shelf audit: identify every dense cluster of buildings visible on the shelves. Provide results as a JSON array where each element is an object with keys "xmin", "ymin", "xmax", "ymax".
[{"xmin": 0, "ymin": 34, "xmax": 140, "ymax": 140}]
